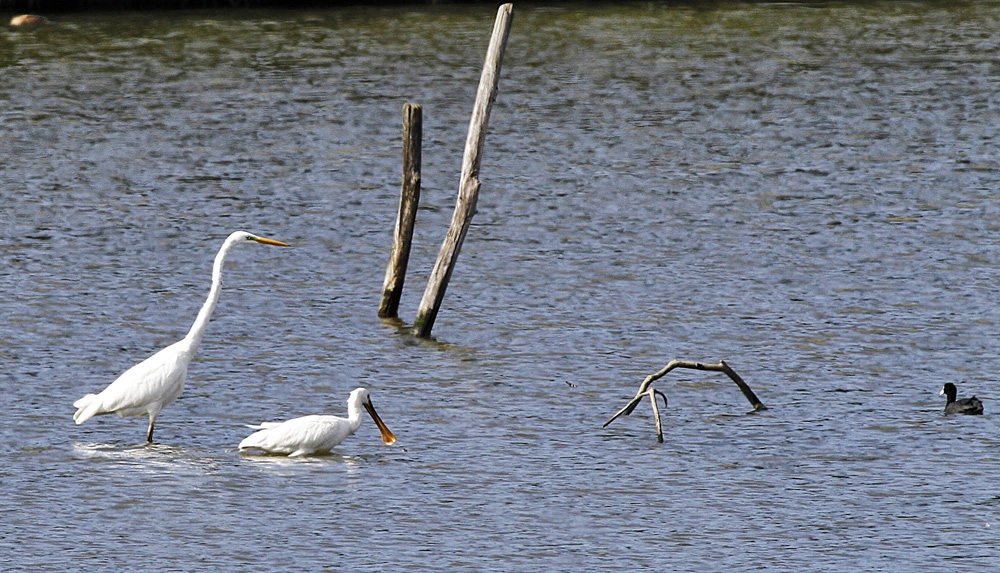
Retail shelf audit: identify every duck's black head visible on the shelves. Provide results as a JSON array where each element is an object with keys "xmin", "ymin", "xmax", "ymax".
[{"xmin": 940, "ymin": 383, "xmax": 958, "ymax": 403}]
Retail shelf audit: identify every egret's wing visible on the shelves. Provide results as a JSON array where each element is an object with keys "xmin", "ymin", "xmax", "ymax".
[{"xmin": 74, "ymin": 341, "xmax": 190, "ymax": 421}]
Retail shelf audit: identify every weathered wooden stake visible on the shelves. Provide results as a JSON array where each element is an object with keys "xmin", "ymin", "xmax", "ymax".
[
  {"xmin": 604, "ymin": 359, "xmax": 767, "ymax": 443},
  {"xmin": 412, "ymin": 3, "xmax": 514, "ymax": 338},
  {"xmin": 379, "ymin": 103, "xmax": 423, "ymax": 319}
]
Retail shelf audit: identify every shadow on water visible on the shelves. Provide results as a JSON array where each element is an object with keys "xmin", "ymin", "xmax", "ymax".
[
  {"xmin": 73, "ymin": 441, "xmax": 185, "ymax": 457},
  {"xmin": 68, "ymin": 441, "xmax": 385, "ymax": 483},
  {"xmin": 237, "ymin": 449, "xmax": 367, "ymax": 470},
  {"xmin": 70, "ymin": 441, "xmax": 214, "ymax": 471}
]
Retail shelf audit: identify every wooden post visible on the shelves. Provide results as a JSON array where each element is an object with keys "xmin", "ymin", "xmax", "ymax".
[
  {"xmin": 412, "ymin": 3, "xmax": 514, "ymax": 338},
  {"xmin": 379, "ymin": 103, "xmax": 423, "ymax": 319}
]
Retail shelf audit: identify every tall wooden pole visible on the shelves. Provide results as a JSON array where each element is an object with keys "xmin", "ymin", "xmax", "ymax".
[
  {"xmin": 413, "ymin": 3, "xmax": 514, "ymax": 337},
  {"xmin": 379, "ymin": 103, "xmax": 423, "ymax": 319}
]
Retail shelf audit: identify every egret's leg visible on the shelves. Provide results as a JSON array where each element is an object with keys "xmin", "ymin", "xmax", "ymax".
[{"xmin": 146, "ymin": 416, "xmax": 156, "ymax": 443}]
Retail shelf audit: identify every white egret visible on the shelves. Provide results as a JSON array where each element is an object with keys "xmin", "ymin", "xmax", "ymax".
[
  {"xmin": 238, "ymin": 388, "xmax": 397, "ymax": 457},
  {"xmin": 73, "ymin": 231, "xmax": 289, "ymax": 442}
]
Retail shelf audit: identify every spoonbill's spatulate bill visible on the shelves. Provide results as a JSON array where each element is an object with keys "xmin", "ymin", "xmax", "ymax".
[
  {"xmin": 238, "ymin": 388, "xmax": 397, "ymax": 457},
  {"xmin": 73, "ymin": 231, "xmax": 289, "ymax": 442}
]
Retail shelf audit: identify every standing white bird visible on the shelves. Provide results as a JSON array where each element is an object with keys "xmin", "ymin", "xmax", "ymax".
[
  {"xmin": 238, "ymin": 388, "xmax": 397, "ymax": 456},
  {"xmin": 73, "ymin": 231, "xmax": 289, "ymax": 442}
]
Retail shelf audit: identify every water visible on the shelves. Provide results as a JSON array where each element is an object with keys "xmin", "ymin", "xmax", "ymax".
[{"xmin": 3, "ymin": 2, "xmax": 1000, "ymax": 570}]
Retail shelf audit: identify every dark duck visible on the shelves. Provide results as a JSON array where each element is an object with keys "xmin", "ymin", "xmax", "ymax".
[{"xmin": 940, "ymin": 383, "xmax": 983, "ymax": 415}]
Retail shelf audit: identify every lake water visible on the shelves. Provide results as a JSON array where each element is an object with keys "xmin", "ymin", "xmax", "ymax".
[{"xmin": 3, "ymin": 1, "xmax": 1000, "ymax": 570}]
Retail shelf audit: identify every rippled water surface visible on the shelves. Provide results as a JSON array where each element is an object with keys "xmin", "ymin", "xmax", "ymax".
[{"xmin": 3, "ymin": 2, "xmax": 1000, "ymax": 570}]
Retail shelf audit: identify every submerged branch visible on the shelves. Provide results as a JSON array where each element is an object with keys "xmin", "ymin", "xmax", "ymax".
[{"xmin": 604, "ymin": 359, "xmax": 767, "ymax": 442}]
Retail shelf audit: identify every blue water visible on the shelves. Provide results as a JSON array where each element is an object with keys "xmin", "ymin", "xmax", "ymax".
[{"xmin": 3, "ymin": 2, "xmax": 1000, "ymax": 570}]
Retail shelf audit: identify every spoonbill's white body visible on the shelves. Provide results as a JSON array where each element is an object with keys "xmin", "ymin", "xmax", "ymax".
[
  {"xmin": 238, "ymin": 388, "xmax": 397, "ymax": 457},
  {"xmin": 73, "ymin": 231, "xmax": 289, "ymax": 442}
]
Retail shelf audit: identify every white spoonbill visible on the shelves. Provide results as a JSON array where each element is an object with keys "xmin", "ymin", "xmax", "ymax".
[
  {"xmin": 238, "ymin": 388, "xmax": 397, "ymax": 456},
  {"xmin": 73, "ymin": 231, "xmax": 289, "ymax": 442}
]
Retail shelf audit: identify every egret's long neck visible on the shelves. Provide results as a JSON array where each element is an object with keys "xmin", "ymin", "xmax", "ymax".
[{"xmin": 184, "ymin": 238, "xmax": 237, "ymax": 349}]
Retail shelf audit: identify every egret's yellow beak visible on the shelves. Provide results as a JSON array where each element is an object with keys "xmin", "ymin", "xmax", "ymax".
[
  {"xmin": 364, "ymin": 399, "xmax": 397, "ymax": 445},
  {"xmin": 252, "ymin": 236, "xmax": 290, "ymax": 247}
]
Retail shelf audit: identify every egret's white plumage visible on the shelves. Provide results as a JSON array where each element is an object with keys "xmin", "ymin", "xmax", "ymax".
[
  {"xmin": 73, "ymin": 231, "xmax": 289, "ymax": 442},
  {"xmin": 238, "ymin": 388, "xmax": 397, "ymax": 457}
]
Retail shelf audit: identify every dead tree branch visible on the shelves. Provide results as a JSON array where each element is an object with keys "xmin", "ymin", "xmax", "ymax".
[{"xmin": 604, "ymin": 359, "xmax": 767, "ymax": 442}]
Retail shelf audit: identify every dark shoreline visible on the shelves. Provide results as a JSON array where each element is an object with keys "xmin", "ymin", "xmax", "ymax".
[
  {"xmin": 4, "ymin": 0, "xmax": 833, "ymax": 16},
  {"xmin": 4, "ymin": 0, "xmax": 487, "ymax": 13}
]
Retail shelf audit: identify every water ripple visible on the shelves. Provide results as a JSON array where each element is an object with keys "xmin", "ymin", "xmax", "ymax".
[{"xmin": 3, "ymin": 2, "xmax": 1000, "ymax": 570}]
